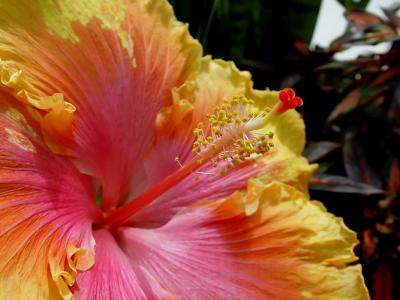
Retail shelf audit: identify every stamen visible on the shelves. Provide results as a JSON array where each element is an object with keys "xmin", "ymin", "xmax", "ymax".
[
  {"xmin": 191, "ymin": 95, "xmax": 276, "ymax": 167},
  {"xmin": 100, "ymin": 90, "xmax": 303, "ymax": 228},
  {"xmin": 174, "ymin": 156, "xmax": 183, "ymax": 167}
]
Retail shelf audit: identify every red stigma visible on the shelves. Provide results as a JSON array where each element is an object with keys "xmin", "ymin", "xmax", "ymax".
[
  {"xmin": 293, "ymin": 96, "xmax": 303, "ymax": 107},
  {"xmin": 278, "ymin": 88, "xmax": 303, "ymax": 112}
]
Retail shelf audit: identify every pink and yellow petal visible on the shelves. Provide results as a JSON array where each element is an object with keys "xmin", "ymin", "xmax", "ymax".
[
  {"xmin": 0, "ymin": 0, "xmax": 202, "ymax": 209},
  {"xmin": 0, "ymin": 59, "xmax": 76, "ymax": 153},
  {"xmin": 255, "ymin": 181, "xmax": 369, "ymax": 299},
  {"xmin": 74, "ymin": 229, "xmax": 178, "ymax": 300},
  {"xmin": 0, "ymin": 97, "xmax": 99, "ymax": 299},
  {"xmin": 116, "ymin": 180, "xmax": 369, "ymax": 299}
]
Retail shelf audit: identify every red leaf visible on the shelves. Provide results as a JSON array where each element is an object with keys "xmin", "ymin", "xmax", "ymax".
[
  {"xmin": 294, "ymin": 40, "xmax": 309, "ymax": 55},
  {"xmin": 304, "ymin": 141, "xmax": 340, "ymax": 163},
  {"xmin": 388, "ymin": 160, "xmax": 400, "ymax": 194},
  {"xmin": 383, "ymin": 7, "xmax": 400, "ymax": 28},
  {"xmin": 373, "ymin": 261, "xmax": 393, "ymax": 300},
  {"xmin": 310, "ymin": 175, "xmax": 385, "ymax": 195},
  {"xmin": 345, "ymin": 10, "xmax": 384, "ymax": 30},
  {"xmin": 362, "ymin": 230, "xmax": 375, "ymax": 257},
  {"xmin": 343, "ymin": 134, "xmax": 382, "ymax": 188},
  {"xmin": 329, "ymin": 33, "xmax": 354, "ymax": 53},
  {"xmin": 328, "ymin": 89, "xmax": 360, "ymax": 121},
  {"xmin": 371, "ymin": 67, "xmax": 400, "ymax": 87}
]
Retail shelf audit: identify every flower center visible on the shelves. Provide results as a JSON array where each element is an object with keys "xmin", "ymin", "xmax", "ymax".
[
  {"xmin": 98, "ymin": 89, "xmax": 302, "ymax": 228},
  {"xmin": 191, "ymin": 95, "xmax": 275, "ymax": 173}
]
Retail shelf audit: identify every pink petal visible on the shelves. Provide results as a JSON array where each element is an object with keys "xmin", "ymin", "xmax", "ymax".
[
  {"xmin": 0, "ymin": 95, "xmax": 100, "ymax": 299},
  {"xmin": 133, "ymin": 159, "xmax": 262, "ymax": 227},
  {"xmin": 119, "ymin": 203, "xmax": 298, "ymax": 299},
  {"xmin": 74, "ymin": 229, "xmax": 177, "ymax": 300}
]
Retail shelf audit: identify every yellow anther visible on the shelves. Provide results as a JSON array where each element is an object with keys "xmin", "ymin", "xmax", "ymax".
[
  {"xmin": 194, "ymin": 175, "xmax": 199, "ymax": 181},
  {"xmin": 190, "ymin": 94, "xmax": 281, "ymax": 178},
  {"xmin": 232, "ymin": 156, "xmax": 240, "ymax": 165}
]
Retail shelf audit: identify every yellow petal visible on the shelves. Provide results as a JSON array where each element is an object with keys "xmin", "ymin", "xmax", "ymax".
[
  {"xmin": 257, "ymin": 181, "xmax": 370, "ymax": 299},
  {"xmin": 0, "ymin": 59, "xmax": 75, "ymax": 153}
]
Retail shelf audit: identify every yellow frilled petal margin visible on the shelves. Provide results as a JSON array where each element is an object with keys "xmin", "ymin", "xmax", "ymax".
[
  {"xmin": 217, "ymin": 179, "xmax": 370, "ymax": 300},
  {"xmin": 0, "ymin": 227, "xmax": 94, "ymax": 300},
  {"xmin": 0, "ymin": 59, "xmax": 75, "ymax": 151},
  {"xmin": 0, "ymin": 0, "xmax": 132, "ymax": 54},
  {"xmin": 50, "ymin": 244, "xmax": 95, "ymax": 300},
  {"xmin": 261, "ymin": 181, "xmax": 369, "ymax": 300}
]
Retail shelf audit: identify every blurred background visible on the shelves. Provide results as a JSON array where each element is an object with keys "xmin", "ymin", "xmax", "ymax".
[{"xmin": 169, "ymin": 0, "xmax": 400, "ymax": 298}]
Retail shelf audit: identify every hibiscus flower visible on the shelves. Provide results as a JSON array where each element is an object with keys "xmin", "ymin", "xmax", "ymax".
[{"xmin": 0, "ymin": 0, "xmax": 369, "ymax": 299}]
